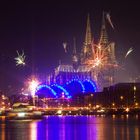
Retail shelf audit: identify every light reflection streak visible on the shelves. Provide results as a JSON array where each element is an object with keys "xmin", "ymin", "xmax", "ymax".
[
  {"xmin": 113, "ymin": 126, "xmax": 116, "ymax": 140},
  {"xmin": 0, "ymin": 115, "xmax": 139, "ymax": 140},
  {"xmin": 121, "ymin": 127, "xmax": 124, "ymax": 140},
  {"xmin": 30, "ymin": 122, "xmax": 37, "ymax": 140},
  {"xmin": 1, "ymin": 123, "xmax": 5, "ymax": 140},
  {"xmin": 46, "ymin": 117, "xmax": 49, "ymax": 140},
  {"xmin": 127, "ymin": 127, "xmax": 130, "ymax": 140},
  {"xmin": 87, "ymin": 117, "xmax": 98, "ymax": 140},
  {"xmin": 59, "ymin": 116, "xmax": 65, "ymax": 140},
  {"xmin": 135, "ymin": 127, "xmax": 139, "ymax": 140}
]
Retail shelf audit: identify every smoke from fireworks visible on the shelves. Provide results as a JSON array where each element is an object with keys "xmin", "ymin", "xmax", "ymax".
[
  {"xmin": 63, "ymin": 42, "xmax": 67, "ymax": 53},
  {"xmin": 14, "ymin": 50, "xmax": 26, "ymax": 66}
]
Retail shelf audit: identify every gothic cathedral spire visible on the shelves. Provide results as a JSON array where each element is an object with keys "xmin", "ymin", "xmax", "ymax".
[
  {"xmin": 81, "ymin": 14, "xmax": 93, "ymax": 63},
  {"xmin": 84, "ymin": 14, "xmax": 92, "ymax": 47},
  {"xmin": 72, "ymin": 37, "xmax": 78, "ymax": 67},
  {"xmin": 99, "ymin": 12, "xmax": 108, "ymax": 47}
]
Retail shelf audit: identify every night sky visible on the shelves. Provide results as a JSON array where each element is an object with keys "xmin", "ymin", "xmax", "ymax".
[{"xmin": 0, "ymin": 1, "xmax": 140, "ymax": 94}]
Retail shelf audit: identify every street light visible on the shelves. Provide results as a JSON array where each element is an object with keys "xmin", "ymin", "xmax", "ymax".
[
  {"xmin": 120, "ymin": 96, "xmax": 124, "ymax": 100},
  {"xmin": 112, "ymin": 102, "xmax": 115, "ymax": 108},
  {"xmin": 120, "ymin": 96, "xmax": 124, "ymax": 108},
  {"xmin": 133, "ymin": 85, "xmax": 136, "ymax": 105},
  {"xmin": 135, "ymin": 102, "xmax": 138, "ymax": 106}
]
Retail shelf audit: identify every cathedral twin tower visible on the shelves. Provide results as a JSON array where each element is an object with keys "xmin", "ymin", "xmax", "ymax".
[{"xmin": 53, "ymin": 13, "xmax": 117, "ymax": 91}]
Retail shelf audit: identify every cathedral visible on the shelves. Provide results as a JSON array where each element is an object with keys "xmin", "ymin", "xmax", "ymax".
[{"xmin": 48, "ymin": 13, "xmax": 117, "ymax": 91}]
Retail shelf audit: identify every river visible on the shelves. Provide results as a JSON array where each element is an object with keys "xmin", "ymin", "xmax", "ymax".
[{"xmin": 0, "ymin": 115, "xmax": 140, "ymax": 140}]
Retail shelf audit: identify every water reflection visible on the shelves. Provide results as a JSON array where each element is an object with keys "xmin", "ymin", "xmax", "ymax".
[
  {"xmin": 0, "ymin": 115, "xmax": 140, "ymax": 140},
  {"xmin": 30, "ymin": 121, "xmax": 37, "ymax": 140},
  {"xmin": 135, "ymin": 127, "xmax": 139, "ymax": 140},
  {"xmin": 1, "ymin": 123, "xmax": 5, "ymax": 140}
]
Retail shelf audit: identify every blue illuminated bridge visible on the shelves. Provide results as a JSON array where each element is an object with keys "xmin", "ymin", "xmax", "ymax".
[{"xmin": 35, "ymin": 79, "xmax": 97, "ymax": 99}]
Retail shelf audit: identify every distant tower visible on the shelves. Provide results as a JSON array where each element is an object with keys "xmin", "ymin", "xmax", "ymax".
[
  {"xmin": 73, "ymin": 38, "xmax": 77, "ymax": 56},
  {"xmin": 98, "ymin": 12, "xmax": 117, "ymax": 89},
  {"xmin": 72, "ymin": 38, "xmax": 78, "ymax": 68},
  {"xmin": 81, "ymin": 14, "xmax": 93, "ymax": 63},
  {"xmin": 99, "ymin": 12, "xmax": 108, "ymax": 47},
  {"xmin": 84, "ymin": 14, "xmax": 92, "ymax": 47}
]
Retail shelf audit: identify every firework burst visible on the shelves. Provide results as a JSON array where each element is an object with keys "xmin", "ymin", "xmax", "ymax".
[
  {"xmin": 15, "ymin": 50, "xmax": 26, "ymax": 66},
  {"xmin": 84, "ymin": 42, "xmax": 119, "ymax": 85},
  {"xmin": 85, "ymin": 43, "xmax": 108, "ymax": 70}
]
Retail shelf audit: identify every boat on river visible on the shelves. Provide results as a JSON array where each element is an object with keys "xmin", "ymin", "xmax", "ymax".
[{"xmin": 6, "ymin": 103, "xmax": 43, "ymax": 120}]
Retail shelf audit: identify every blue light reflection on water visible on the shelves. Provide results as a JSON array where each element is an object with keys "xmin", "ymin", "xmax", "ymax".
[
  {"xmin": 0, "ymin": 115, "xmax": 140, "ymax": 140},
  {"xmin": 29, "ymin": 116, "xmax": 140, "ymax": 140},
  {"xmin": 36, "ymin": 116, "xmax": 88, "ymax": 140}
]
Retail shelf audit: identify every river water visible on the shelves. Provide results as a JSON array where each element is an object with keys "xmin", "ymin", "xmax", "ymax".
[{"xmin": 0, "ymin": 115, "xmax": 140, "ymax": 140}]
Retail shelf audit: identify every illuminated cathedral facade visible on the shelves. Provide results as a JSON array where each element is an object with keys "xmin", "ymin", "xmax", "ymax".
[{"xmin": 48, "ymin": 13, "xmax": 117, "ymax": 91}]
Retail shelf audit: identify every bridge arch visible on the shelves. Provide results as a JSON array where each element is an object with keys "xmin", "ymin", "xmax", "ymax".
[
  {"xmin": 35, "ymin": 84, "xmax": 57, "ymax": 98},
  {"xmin": 83, "ymin": 79, "xmax": 97, "ymax": 93},
  {"xmin": 65, "ymin": 79, "xmax": 85, "ymax": 95},
  {"xmin": 51, "ymin": 84, "xmax": 71, "ymax": 98}
]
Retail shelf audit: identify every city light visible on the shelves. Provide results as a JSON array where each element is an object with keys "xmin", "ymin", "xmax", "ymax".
[
  {"xmin": 120, "ymin": 96, "xmax": 124, "ymax": 100},
  {"xmin": 112, "ymin": 103, "xmax": 115, "ymax": 107},
  {"xmin": 125, "ymin": 108, "xmax": 130, "ymax": 112},
  {"xmin": 17, "ymin": 112, "xmax": 26, "ymax": 117},
  {"xmin": 57, "ymin": 110, "xmax": 62, "ymax": 114},
  {"xmin": 134, "ymin": 86, "xmax": 136, "ymax": 91}
]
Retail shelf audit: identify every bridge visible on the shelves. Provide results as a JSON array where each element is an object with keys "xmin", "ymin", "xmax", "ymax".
[{"xmin": 35, "ymin": 79, "xmax": 97, "ymax": 98}]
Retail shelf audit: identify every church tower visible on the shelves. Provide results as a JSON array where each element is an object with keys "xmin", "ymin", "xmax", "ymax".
[
  {"xmin": 81, "ymin": 14, "xmax": 93, "ymax": 63},
  {"xmin": 72, "ymin": 37, "xmax": 78, "ymax": 67},
  {"xmin": 99, "ymin": 12, "xmax": 108, "ymax": 47}
]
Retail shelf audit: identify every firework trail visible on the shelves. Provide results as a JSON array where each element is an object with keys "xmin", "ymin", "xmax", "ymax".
[
  {"xmin": 106, "ymin": 13, "xmax": 114, "ymax": 29},
  {"xmin": 125, "ymin": 47, "xmax": 133, "ymax": 58}
]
